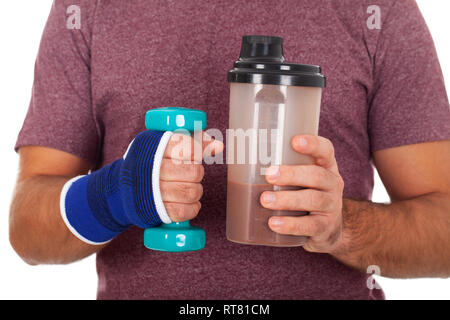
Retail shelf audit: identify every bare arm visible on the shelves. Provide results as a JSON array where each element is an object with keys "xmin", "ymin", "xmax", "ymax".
[
  {"xmin": 9, "ymin": 146, "xmax": 106, "ymax": 265},
  {"xmin": 10, "ymin": 136, "xmax": 222, "ymax": 265},
  {"xmin": 334, "ymin": 141, "xmax": 450, "ymax": 278},
  {"xmin": 261, "ymin": 136, "xmax": 450, "ymax": 278}
]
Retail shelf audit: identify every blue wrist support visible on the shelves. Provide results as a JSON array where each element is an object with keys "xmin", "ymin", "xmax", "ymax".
[{"xmin": 60, "ymin": 130, "xmax": 172, "ymax": 244}]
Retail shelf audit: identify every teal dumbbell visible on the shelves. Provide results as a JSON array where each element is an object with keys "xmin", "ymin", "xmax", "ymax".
[{"xmin": 143, "ymin": 107, "xmax": 206, "ymax": 252}]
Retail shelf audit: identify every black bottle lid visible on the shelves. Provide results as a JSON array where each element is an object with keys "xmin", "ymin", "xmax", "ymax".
[{"xmin": 228, "ymin": 35, "xmax": 326, "ymax": 88}]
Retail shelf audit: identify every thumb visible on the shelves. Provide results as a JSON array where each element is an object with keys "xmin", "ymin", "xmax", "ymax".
[
  {"xmin": 164, "ymin": 131, "xmax": 224, "ymax": 163},
  {"xmin": 201, "ymin": 131, "xmax": 224, "ymax": 159}
]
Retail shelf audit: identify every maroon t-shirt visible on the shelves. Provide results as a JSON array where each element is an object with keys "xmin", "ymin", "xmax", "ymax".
[{"xmin": 16, "ymin": 0, "xmax": 450, "ymax": 299}]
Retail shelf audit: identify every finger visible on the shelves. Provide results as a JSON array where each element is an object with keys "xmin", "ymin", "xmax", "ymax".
[
  {"xmin": 164, "ymin": 132, "xmax": 224, "ymax": 162},
  {"xmin": 265, "ymin": 165, "xmax": 337, "ymax": 191},
  {"xmin": 193, "ymin": 131, "xmax": 224, "ymax": 162},
  {"xmin": 260, "ymin": 189, "xmax": 335, "ymax": 212},
  {"xmin": 164, "ymin": 201, "xmax": 201, "ymax": 222},
  {"xmin": 291, "ymin": 135, "xmax": 339, "ymax": 174},
  {"xmin": 163, "ymin": 133, "xmax": 199, "ymax": 161},
  {"xmin": 202, "ymin": 131, "xmax": 224, "ymax": 158},
  {"xmin": 160, "ymin": 158, "xmax": 204, "ymax": 182},
  {"xmin": 160, "ymin": 181, "xmax": 203, "ymax": 203},
  {"xmin": 268, "ymin": 214, "xmax": 327, "ymax": 237}
]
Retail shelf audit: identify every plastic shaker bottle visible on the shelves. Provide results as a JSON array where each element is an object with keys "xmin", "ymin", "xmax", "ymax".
[
  {"xmin": 226, "ymin": 35, "xmax": 326, "ymax": 247},
  {"xmin": 144, "ymin": 107, "xmax": 206, "ymax": 252}
]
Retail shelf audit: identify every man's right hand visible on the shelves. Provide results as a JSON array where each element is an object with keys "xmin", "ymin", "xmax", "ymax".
[
  {"xmin": 56, "ymin": 129, "xmax": 224, "ymax": 244},
  {"xmin": 160, "ymin": 132, "xmax": 224, "ymax": 222},
  {"xmin": 9, "ymin": 131, "xmax": 223, "ymax": 264}
]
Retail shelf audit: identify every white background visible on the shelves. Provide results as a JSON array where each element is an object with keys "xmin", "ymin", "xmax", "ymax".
[{"xmin": 0, "ymin": 1, "xmax": 449, "ymax": 300}]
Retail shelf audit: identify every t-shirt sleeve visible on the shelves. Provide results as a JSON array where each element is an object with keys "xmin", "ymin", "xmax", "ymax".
[
  {"xmin": 368, "ymin": 0, "xmax": 450, "ymax": 152},
  {"xmin": 15, "ymin": 0, "xmax": 100, "ymax": 164}
]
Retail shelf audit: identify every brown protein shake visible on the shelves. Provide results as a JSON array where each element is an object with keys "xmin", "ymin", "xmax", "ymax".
[
  {"xmin": 226, "ymin": 183, "xmax": 309, "ymax": 246},
  {"xmin": 226, "ymin": 35, "xmax": 325, "ymax": 247}
]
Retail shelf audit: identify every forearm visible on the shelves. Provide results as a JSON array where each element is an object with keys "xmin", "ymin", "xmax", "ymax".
[
  {"xmin": 332, "ymin": 193, "xmax": 450, "ymax": 278},
  {"xmin": 9, "ymin": 175, "xmax": 105, "ymax": 265}
]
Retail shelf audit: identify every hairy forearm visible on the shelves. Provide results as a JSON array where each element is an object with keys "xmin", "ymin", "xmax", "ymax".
[
  {"xmin": 9, "ymin": 175, "xmax": 105, "ymax": 265},
  {"xmin": 332, "ymin": 193, "xmax": 450, "ymax": 278}
]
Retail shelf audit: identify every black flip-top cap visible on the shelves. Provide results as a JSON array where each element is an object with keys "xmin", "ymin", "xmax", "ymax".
[
  {"xmin": 228, "ymin": 35, "xmax": 326, "ymax": 88},
  {"xmin": 239, "ymin": 35, "xmax": 285, "ymax": 62}
]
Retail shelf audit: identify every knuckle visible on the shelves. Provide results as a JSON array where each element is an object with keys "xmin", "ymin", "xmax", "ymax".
[
  {"xmin": 181, "ymin": 203, "xmax": 200, "ymax": 221},
  {"xmin": 320, "ymin": 194, "xmax": 334, "ymax": 211},
  {"xmin": 166, "ymin": 203, "xmax": 183, "ymax": 222},
  {"xmin": 337, "ymin": 176, "xmax": 345, "ymax": 191},
  {"xmin": 167, "ymin": 203, "xmax": 199, "ymax": 222},
  {"xmin": 191, "ymin": 202, "xmax": 201, "ymax": 218},
  {"xmin": 314, "ymin": 220, "xmax": 327, "ymax": 235},
  {"xmin": 325, "ymin": 138, "xmax": 335, "ymax": 153},
  {"xmin": 197, "ymin": 184, "xmax": 204, "ymax": 200},
  {"xmin": 167, "ymin": 134, "xmax": 181, "ymax": 149},
  {"xmin": 302, "ymin": 219, "xmax": 323, "ymax": 236},
  {"xmin": 183, "ymin": 205, "xmax": 196, "ymax": 220},
  {"xmin": 326, "ymin": 226, "xmax": 341, "ymax": 246},
  {"xmin": 319, "ymin": 137, "xmax": 334, "ymax": 156},
  {"xmin": 177, "ymin": 205, "xmax": 191, "ymax": 220},
  {"xmin": 172, "ymin": 208, "xmax": 185, "ymax": 222},
  {"xmin": 169, "ymin": 134, "xmax": 193, "ymax": 159},
  {"xmin": 308, "ymin": 190, "xmax": 331, "ymax": 211}
]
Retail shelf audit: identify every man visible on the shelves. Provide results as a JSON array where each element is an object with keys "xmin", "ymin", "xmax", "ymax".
[{"xmin": 9, "ymin": 0, "xmax": 450, "ymax": 299}]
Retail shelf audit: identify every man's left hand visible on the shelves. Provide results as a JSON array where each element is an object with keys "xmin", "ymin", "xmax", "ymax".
[{"xmin": 260, "ymin": 135, "xmax": 345, "ymax": 253}]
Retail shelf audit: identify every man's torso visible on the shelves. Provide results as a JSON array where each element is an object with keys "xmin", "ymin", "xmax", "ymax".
[{"xmin": 91, "ymin": 0, "xmax": 382, "ymax": 299}]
